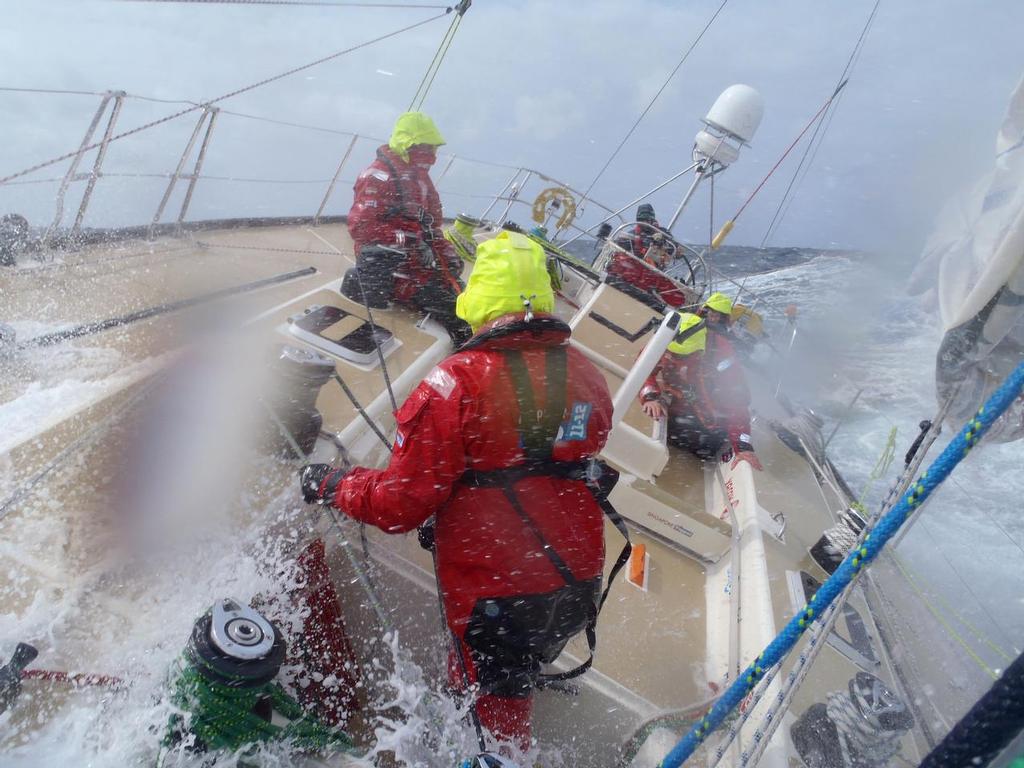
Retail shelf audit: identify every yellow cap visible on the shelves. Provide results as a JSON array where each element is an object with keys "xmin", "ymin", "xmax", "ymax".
[
  {"xmin": 703, "ymin": 291, "xmax": 733, "ymax": 315},
  {"xmin": 388, "ymin": 112, "xmax": 445, "ymax": 162},
  {"xmin": 455, "ymin": 231, "xmax": 554, "ymax": 331},
  {"xmin": 667, "ymin": 312, "xmax": 706, "ymax": 356}
]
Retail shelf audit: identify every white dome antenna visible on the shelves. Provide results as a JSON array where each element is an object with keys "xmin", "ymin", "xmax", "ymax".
[{"xmin": 694, "ymin": 84, "xmax": 764, "ymax": 168}]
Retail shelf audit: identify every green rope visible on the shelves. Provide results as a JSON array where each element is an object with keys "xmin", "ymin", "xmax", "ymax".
[
  {"xmin": 164, "ymin": 657, "xmax": 359, "ymax": 757},
  {"xmin": 852, "ymin": 424, "xmax": 897, "ymax": 514}
]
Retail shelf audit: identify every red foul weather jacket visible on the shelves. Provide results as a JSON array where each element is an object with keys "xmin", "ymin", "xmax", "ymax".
[
  {"xmin": 631, "ymin": 222, "xmax": 673, "ymax": 270},
  {"xmin": 330, "ymin": 313, "xmax": 613, "ymax": 631},
  {"xmin": 348, "ymin": 145, "xmax": 462, "ymax": 302},
  {"xmin": 605, "ymin": 249, "xmax": 687, "ymax": 307},
  {"xmin": 639, "ymin": 330, "xmax": 753, "ymax": 452}
]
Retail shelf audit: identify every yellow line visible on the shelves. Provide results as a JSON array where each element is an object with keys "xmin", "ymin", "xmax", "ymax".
[{"xmin": 891, "ymin": 554, "xmax": 1002, "ymax": 679}]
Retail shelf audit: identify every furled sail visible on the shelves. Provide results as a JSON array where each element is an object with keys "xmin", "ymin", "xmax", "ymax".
[{"xmin": 912, "ymin": 75, "xmax": 1024, "ymax": 442}]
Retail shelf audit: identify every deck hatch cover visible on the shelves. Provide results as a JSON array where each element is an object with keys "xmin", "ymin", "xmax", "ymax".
[{"xmin": 288, "ymin": 304, "xmax": 398, "ymax": 367}]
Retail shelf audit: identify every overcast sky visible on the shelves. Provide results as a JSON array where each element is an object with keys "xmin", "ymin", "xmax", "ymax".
[{"xmin": 1, "ymin": 0, "xmax": 1022, "ymax": 255}]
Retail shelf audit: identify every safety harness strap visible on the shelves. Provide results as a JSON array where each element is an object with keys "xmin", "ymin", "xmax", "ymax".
[
  {"xmin": 463, "ymin": 459, "xmax": 632, "ymax": 684},
  {"xmin": 462, "ymin": 347, "xmax": 632, "ymax": 683},
  {"xmin": 377, "ymin": 149, "xmax": 461, "ymax": 293},
  {"xmin": 503, "ymin": 348, "xmax": 567, "ymax": 460}
]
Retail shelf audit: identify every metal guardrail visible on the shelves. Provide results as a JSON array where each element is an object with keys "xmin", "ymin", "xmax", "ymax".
[{"xmin": 19, "ymin": 87, "xmax": 628, "ymax": 249}]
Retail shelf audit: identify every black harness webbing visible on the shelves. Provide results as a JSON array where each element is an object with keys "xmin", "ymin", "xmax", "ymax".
[
  {"xmin": 377, "ymin": 150, "xmax": 435, "ymax": 245},
  {"xmin": 461, "ymin": 347, "xmax": 632, "ymax": 683},
  {"xmin": 377, "ymin": 149, "xmax": 458, "ymax": 290}
]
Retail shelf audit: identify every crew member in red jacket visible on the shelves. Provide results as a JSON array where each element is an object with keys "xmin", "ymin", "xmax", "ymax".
[
  {"xmin": 639, "ymin": 294, "xmax": 761, "ymax": 470},
  {"xmin": 301, "ymin": 231, "xmax": 614, "ymax": 751},
  {"xmin": 347, "ymin": 111, "xmax": 471, "ymax": 344},
  {"xmin": 604, "ymin": 203, "xmax": 688, "ymax": 307},
  {"xmin": 631, "ymin": 203, "xmax": 673, "ymax": 269}
]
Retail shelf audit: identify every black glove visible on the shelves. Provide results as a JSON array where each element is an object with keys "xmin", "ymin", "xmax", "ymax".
[
  {"xmin": 300, "ymin": 463, "xmax": 346, "ymax": 504},
  {"xmin": 417, "ymin": 519, "xmax": 436, "ymax": 551}
]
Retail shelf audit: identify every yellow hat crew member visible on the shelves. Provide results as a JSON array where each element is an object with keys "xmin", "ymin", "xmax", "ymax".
[{"xmin": 387, "ymin": 111, "xmax": 446, "ymax": 162}]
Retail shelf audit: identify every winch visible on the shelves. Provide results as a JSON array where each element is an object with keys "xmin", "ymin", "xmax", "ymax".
[{"xmin": 163, "ymin": 597, "xmax": 358, "ymax": 758}]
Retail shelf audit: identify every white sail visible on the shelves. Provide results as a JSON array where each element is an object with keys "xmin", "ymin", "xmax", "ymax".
[{"xmin": 913, "ymin": 74, "xmax": 1024, "ymax": 442}]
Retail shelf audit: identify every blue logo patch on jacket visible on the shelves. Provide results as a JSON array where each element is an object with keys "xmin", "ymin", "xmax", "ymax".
[{"xmin": 559, "ymin": 402, "xmax": 592, "ymax": 442}]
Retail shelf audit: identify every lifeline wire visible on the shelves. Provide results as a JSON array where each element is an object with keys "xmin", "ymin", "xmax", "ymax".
[
  {"xmin": 659, "ymin": 359, "xmax": 1024, "ymax": 767},
  {"xmin": 0, "ymin": 11, "xmax": 448, "ymax": 185},
  {"xmin": 579, "ymin": 0, "xmax": 730, "ymax": 203},
  {"xmin": 0, "ymin": 86, "xmax": 106, "ymax": 97},
  {"xmin": 0, "ymin": 91, "xmax": 521, "ymax": 172}
]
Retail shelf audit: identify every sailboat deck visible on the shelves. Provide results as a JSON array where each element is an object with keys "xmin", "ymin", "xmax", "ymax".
[{"xmin": 0, "ymin": 220, "xmax": 935, "ymax": 767}]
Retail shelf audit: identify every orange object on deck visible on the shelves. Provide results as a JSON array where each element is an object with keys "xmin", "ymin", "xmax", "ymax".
[{"xmin": 627, "ymin": 542, "xmax": 647, "ymax": 588}]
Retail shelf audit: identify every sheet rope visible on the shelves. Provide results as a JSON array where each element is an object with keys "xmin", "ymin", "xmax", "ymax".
[{"xmin": 660, "ymin": 359, "xmax": 1024, "ymax": 767}]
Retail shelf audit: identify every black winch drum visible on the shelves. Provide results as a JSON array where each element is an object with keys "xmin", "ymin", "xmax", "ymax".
[{"xmin": 186, "ymin": 598, "xmax": 286, "ymax": 688}]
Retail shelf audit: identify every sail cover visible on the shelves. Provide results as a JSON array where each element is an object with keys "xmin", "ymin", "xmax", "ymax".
[{"xmin": 911, "ymin": 75, "xmax": 1024, "ymax": 442}]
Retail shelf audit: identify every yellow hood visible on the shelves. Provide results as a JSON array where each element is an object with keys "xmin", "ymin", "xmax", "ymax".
[
  {"xmin": 388, "ymin": 112, "xmax": 445, "ymax": 162},
  {"xmin": 456, "ymin": 231, "xmax": 554, "ymax": 331}
]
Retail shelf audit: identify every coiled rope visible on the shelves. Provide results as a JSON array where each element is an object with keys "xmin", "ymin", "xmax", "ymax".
[
  {"xmin": 660, "ymin": 359, "xmax": 1024, "ymax": 768},
  {"xmin": 164, "ymin": 658, "xmax": 359, "ymax": 756}
]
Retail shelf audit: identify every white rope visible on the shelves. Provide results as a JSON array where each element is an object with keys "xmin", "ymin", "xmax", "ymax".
[{"xmin": 725, "ymin": 395, "xmax": 958, "ymax": 767}]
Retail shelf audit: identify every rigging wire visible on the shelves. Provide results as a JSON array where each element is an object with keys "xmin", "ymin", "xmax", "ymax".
[
  {"xmin": 0, "ymin": 86, "xmax": 106, "ymax": 97},
  {"xmin": 769, "ymin": 16, "xmax": 874, "ymax": 238},
  {"xmin": 720, "ymin": 80, "xmax": 849, "ymax": 229},
  {"xmin": 0, "ymin": 89, "xmax": 522, "ymax": 176},
  {"xmin": 116, "ymin": 0, "xmax": 450, "ymax": 8},
  {"xmin": 408, "ymin": 0, "xmax": 469, "ymax": 110},
  {"xmin": 759, "ymin": 0, "xmax": 881, "ymax": 246},
  {"xmin": 579, "ymin": 0, "xmax": 730, "ymax": 204},
  {"xmin": 0, "ymin": 11, "xmax": 448, "ymax": 186},
  {"xmin": 219, "ymin": 108, "xmax": 356, "ymax": 136}
]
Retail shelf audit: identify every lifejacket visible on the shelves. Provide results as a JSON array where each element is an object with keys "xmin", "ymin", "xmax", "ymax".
[
  {"xmin": 457, "ymin": 317, "xmax": 632, "ymax": 685},
  {"xmin": 333, "ymin": 313, "xmax": 629, "ymax": 687}
]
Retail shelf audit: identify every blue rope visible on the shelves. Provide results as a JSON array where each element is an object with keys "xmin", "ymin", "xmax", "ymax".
[{"xmin": 660, "ymin": 361, "xmax": 1024, "ymax": 768}]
